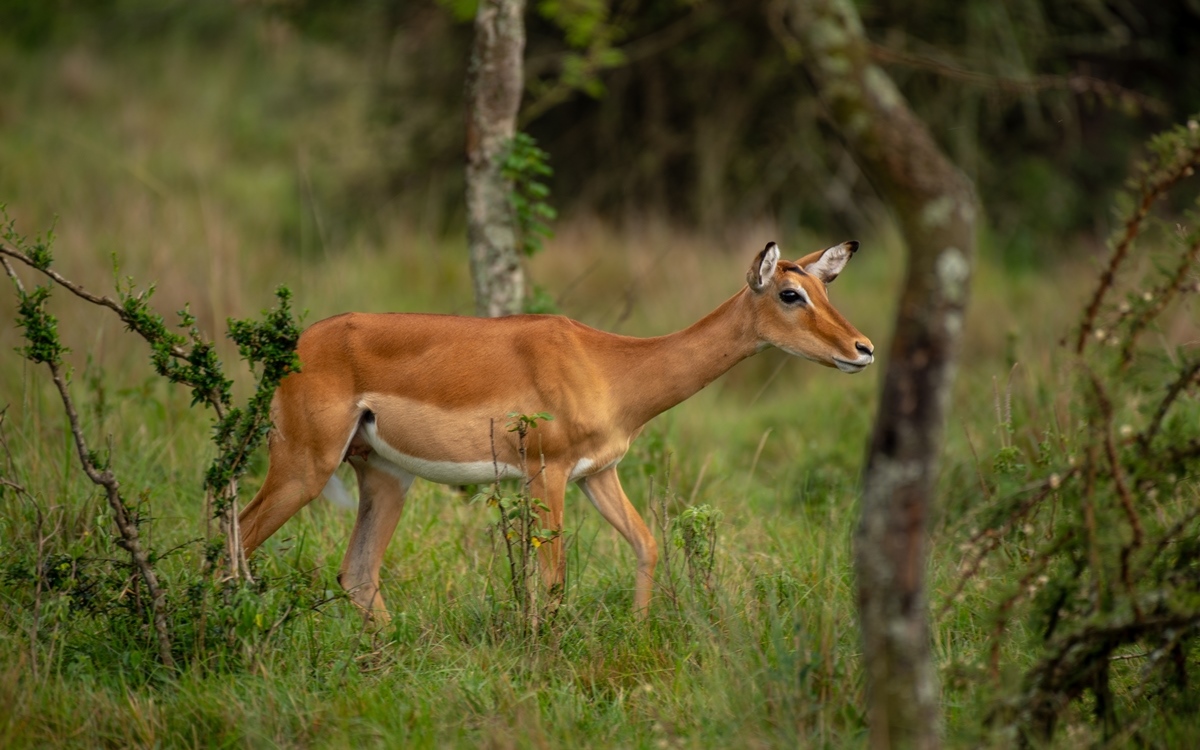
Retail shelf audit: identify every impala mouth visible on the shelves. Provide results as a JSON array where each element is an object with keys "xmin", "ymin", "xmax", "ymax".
[{"xmin": 833, "ymin": 355, "xmax": 873, "ymax": 374}]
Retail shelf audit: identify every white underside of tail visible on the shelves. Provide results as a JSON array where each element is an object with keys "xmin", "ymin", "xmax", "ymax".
[{"xmin": 321, "ymin": 473, "xmax": 357, "ymax": 509}]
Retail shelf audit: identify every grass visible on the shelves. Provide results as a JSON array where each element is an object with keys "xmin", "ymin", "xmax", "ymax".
[{"xmin": 3, "ymin": 10, "xmax": 1199, "ymax": 748}]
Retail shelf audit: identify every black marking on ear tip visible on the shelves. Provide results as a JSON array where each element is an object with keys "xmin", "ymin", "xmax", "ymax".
[
  {"xmin": 845, "ymin": 240, "xmax": 860, "ymax": 253},
  {"xmin": 765, "ymin": 241, "xmax": 778, "ymax": 253}
]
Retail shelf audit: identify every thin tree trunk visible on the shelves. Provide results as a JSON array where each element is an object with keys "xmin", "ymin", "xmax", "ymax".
[
  {"xmin": 778, "ymin": 2, "xmax": 977, "ymax": 747},
  {"xmin": 465, "ymin": 0, "xmax": 526, "ymax": 317}
]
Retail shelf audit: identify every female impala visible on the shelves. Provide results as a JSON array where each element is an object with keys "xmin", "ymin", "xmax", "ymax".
[{"xmin": 239, "ymin": 241, "xmax": 874, "ymax": 618}]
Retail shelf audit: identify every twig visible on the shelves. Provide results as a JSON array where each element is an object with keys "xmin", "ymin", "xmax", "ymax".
[
  {"xmin": 3, "ymin": 256, "xmax": 176, "ymax": 669},
  {"xmin": 2, "ymin": 235, "xmax": 300, "ymax": 582},
  {"xmin": 745, "ymin": 428, "xmax": 772, "ymax": 488},
  {"xmin": 1142, "ymin": 505, "xmax": 1200, "ymax": 573},
  {"xmin": 0, "ymin": 405, "xmax": 16, "ymax": 477},
  {"xmin": 489, "ymin": 419, "xmax": 521, "ymax": 610},
  {"xmin": 961, "ymin": 423, "xmax": 994, "ymax": 504},
  {"xmin": 987, "ymin": 530, "xmax": 1077, "ymax": 678},
  {"xmin": 1086, "ymin": 370, "xmax": 1144, "ymax": 620},
  {"xmin": 1074, "ymin": 134, "xmax": 1200, "ymax": 353},
  {"xmin": 30, "ymin": 506, "xmax": 46, "ymax": 683},
  {"xmin": 1137, "ymin": 358, "xmax": 1200, "ymax": 452},
  {"xmin": 650, "ymin": 459, "xmax": 682, "ymax": 611},
  {"xmin": 867, "ymin": 44, "xmax": 1169, "ymax": 116},
  {"xmin": 0, "ymin": 243, "xmax": 224, "ymax": 420},
  {"xmin": 47, "ymin": 356, "xmax": 175, "ymax": 668},
  {"xmin": 687, "ymin": 453, "xmax": 711, "ymax": 505},
  {"xmin": 1119, "ymin": 235, "xmax": 1200, "ymax": 367},
  {"xmin": 1159, "ymin": 438, "xmax": 1200, "ymax": 469},
  {"xmin": 938, "ymin": 470, "xmax": 1076, "ymax": 619},
  {"xmin": 748, "ymin": 357, "xmax": 789, "ymax": 407},
  {"xmin": 0, "ymin": 420, "xmax": 52, "ymax": 682},
  {"xmin": 1026, "ymin": 613, "xmax": 1200, "ymax": 697}
]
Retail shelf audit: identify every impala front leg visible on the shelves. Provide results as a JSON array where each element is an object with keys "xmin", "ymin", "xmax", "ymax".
[
  {"xmin": 579, "ymin": 467, "xmax": 658, "ymax": 615},
  {"xmin": 532, "ymin": 466, "xmax": 569, "ymax": 611}
]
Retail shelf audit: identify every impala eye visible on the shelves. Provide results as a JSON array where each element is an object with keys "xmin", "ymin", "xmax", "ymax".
[{"xmin": 779, "ymin": 289, "xmax": 807, "ymax": 305}]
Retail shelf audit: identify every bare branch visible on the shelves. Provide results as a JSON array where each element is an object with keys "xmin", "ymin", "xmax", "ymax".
[
  {"xmin": 1074, "ymin": 130, "xmax": 1200, "ymax": 353},
  {"xmin": 867, "ymin": 44, "xmax": 1169, "ymax": 116},
  {"xmin": 938, "ymin": 470, "xmax": 1078, "ymax": 620},
  {"xmin": 0, "ymin": 243, "xmax": 189, "ymax": 360},
  {"xmin": 2, "ymin": 257, "xmax": 175, "ymax": 669},
  {"xmin": 1120, "ymin": 235, "xmax": 1200, "ymax": 367},
  {"xmin": 1138, "ymin": 359, "xmax": 1200, "ymax": 454},
  {"xmin": 0, "ymin": 242, "xmax": 226, "ymax": 421}
]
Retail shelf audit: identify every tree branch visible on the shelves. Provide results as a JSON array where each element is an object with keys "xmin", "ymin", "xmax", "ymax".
[
  {"xmin": 867, "ymin": 43, "xmax": 1169, "ymax": 116},
  {"xmin": 2, "ymin": 256, "xmax": 176, "ymax": 670}
]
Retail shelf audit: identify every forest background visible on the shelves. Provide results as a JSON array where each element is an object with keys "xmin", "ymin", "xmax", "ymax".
[{"xmin": 1, "ymin": 0, "xmax": 1199, "ymax": 747}]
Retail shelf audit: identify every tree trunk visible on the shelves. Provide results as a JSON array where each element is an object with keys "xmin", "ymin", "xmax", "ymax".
[
  {"xmin": 465, "ymin": 0, "xmax": 526, "ymax": 317},
  {"xmin": 778, "ymin": 2, "xmax": 977, "ymax": 747}
]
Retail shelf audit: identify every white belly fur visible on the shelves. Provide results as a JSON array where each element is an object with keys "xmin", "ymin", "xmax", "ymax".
[{"xmin": 361, "ymin": 417, "xmax": 523, "ymax": 485}]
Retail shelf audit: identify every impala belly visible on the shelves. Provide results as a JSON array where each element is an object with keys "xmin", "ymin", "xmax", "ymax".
[
  {"xmin": 358, "ymin": 412, "xmax": 522, "ymax": 484},
  {"xmin": 354, "ymin": 393, "xmax": 532, "ymax": 484},
  {"xmin": 347, "ymin": 392, "xmax": 631, "ymax": 487}
]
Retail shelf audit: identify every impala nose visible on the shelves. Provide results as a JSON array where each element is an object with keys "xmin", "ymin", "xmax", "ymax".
[{"xmin": 856, "ymin": 341, "xmax": 874, "ymax": 357}]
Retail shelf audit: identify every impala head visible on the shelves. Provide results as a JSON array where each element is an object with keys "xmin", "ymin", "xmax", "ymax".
[{"xmin": 745, "ymin": 240, "xmax": 874, "ymax": 373}]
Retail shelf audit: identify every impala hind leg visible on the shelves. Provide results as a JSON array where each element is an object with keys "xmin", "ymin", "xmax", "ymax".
[
  {"xmin": 338, "ymin": 456, "xmax": 413, "ymax": 621},
  {"xmin": 239, "ymin": 406, "xmax": 359, "ymax": 554},
  {"xmin": 579, "ymin": 467, "xmax": 658, "ymax": 616}
]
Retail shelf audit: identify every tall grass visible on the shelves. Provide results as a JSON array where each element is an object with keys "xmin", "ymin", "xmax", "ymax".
[{"xmin": 3, "ymin": 11, "xmax": 1197, "ymax": 748}]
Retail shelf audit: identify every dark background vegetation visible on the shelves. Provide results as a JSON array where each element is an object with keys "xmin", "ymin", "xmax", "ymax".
[{"xmin": 5, "ymin": 0, "xmax": 1198, "ymax": 256}]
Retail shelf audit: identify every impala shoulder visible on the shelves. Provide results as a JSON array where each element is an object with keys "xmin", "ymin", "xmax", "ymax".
[
  {"xmin": 516, "ymin": 312, "xmax": 579, "ymax": 327},
  {"xmin": 551, "ymin": 314, "xmax": 624, "ymax": 343},
  {"xmin": 511, "ymin": 313, "xmax": 596, "ymax": 343},
  {"xmin": 301, "ymin": 311, "xmax": 379, "ymax": 337},
  {"xmin": 295, "ymin": 312, "xmax": 350, "ymax": 349}
]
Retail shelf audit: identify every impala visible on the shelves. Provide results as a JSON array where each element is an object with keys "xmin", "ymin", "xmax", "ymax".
[{"xmin": 239, "ymin": 241, "xmax": 874, "ymax": 618}]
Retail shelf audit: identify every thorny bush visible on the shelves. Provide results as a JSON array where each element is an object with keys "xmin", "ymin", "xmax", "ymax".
[
  {"xmin": 945, "ymin": 116, "xmax": 1200, "ymax": 746},
  {"xmin": 0, "ymin": 211, "xmax": 330, "ymax": 678}
]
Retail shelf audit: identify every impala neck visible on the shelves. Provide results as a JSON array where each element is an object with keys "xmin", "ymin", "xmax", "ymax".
[{"xmin": 616, "ymin": 289, "xmax": 761, "ymax": 427}]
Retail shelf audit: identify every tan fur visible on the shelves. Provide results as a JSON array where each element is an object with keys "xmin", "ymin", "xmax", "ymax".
[{"xmin": 238, "ymin": 242, "xmax": 874, "ymax": 619}]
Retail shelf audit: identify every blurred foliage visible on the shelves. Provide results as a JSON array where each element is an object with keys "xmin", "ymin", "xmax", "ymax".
[
  {"xmin": 502, "ymin": 132, "xmax": 557, "ymax": 257},
  {"xmin": 2, "ymin": 0, "xmax": 1199, "ymax": 255}
]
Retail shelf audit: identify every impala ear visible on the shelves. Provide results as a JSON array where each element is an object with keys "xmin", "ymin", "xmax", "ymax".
[
  {"xmin": 799, "ymin": 240, "xmax": 859, "ymax": 284},
  {"xmin": 747, "ymin": 242, "xmax": 781, "ymax": 292}
]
